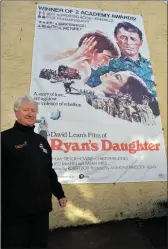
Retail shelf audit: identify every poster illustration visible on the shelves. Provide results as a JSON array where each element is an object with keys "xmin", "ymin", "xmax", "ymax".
[{"xmin": 30, "ymin": 4, "xmax": 167, "ymax": 183}]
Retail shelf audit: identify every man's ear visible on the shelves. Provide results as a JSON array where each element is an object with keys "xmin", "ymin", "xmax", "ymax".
[
  {"xmin": 140, "ymin": 40, "xmax": 143, "ymax": 47},
  {"xmin": 14, "ymin": 110, "xmax": 17, "ymax": 117}
]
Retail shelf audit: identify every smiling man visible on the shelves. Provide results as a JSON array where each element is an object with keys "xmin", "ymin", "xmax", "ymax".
[
  {"xmin": 87, "ymin": 22, "xmax": 157, "ymax": 97},
  {"xmin": 1, "ymin": 95, "xmax": 67, "ymax": 248}
]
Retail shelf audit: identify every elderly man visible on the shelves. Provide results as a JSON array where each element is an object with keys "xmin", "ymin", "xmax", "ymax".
[{"xmin": 1, "ymin": 95, "xmax": 67, "ymax": 248}]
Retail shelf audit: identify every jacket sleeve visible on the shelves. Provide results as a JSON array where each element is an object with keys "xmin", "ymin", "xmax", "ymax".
[
  {"xmin": 1, "ymin": 135, "xmax": 7, "ymax": 212},
  {"xmin": 48, "ymin": 148, "xmax": 66, "ymax": 199}
]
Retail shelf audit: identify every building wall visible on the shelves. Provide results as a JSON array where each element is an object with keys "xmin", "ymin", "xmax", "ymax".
[{"xmin": 1, "ymin": 1, "xmax": 167, "ymax": 229}]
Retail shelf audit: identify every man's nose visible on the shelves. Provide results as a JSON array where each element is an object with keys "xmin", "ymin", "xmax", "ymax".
[
  {"xmin": 127, "ymin": 38, "xmax": 134, "ymax": 45},
  {"xmin": 28, "ymin": 110, "xmax": 34, "ymax": 116}
]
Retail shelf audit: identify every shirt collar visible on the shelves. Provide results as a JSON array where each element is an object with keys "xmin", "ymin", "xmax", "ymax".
[{"xmin": 120, "ymin": 52, "xmax": 143, "ymax": 63}]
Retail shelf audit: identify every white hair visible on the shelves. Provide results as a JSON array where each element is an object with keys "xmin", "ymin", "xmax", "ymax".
[{"xmin": 14, "ymin": 95, "xmax": 38, "ymax": 112}]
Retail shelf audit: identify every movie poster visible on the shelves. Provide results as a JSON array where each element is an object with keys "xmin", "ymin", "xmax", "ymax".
[{"xmin": 30, "ymin": 4, "xmax": 167, "ymax": 183}]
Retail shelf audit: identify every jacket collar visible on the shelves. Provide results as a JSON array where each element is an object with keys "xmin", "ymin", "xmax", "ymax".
[{"xmin": 120, "ymin": 52, "xmax": 143, "ymax": 62}]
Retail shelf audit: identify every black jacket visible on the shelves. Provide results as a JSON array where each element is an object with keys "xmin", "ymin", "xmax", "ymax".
[{"xmin": 1, "ymin": 121, "xmax": 65, "ymax": 215}]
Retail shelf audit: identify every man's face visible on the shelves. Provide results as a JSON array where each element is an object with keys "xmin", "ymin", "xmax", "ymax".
[
  {"xmin": 91, "ymin": 50, "xmax": 112, "ymax": 69},
  {"xmin": 15, "ymin": 101, "xmax": 37, "ymax": 126},
  {"xmin": 115, "ymin": 27, "xmax": 142, "ymax": 57}
]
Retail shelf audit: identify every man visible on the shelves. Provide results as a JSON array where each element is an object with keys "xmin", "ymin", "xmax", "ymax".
[
  {"xmin": 50, "ymin": 31, "xmax": 119, "ymax": 83},
  {"xmin": 107, "ymin": 98, "xmax": 117, "ymax": 117},
  {"xmin": 64, "ymin": 80, "xmax": 75, "ymax": 93},
  {"xmin": 87, "ymin": 22, "xmax": 156, "ymax": 97},
  {"xmin": 77, "ymin": 31, "xmax": 119, "ymax": 70},
  {"xmin": 1, "ymin": 95, "xmax": 67, "ymax": 248},
  {"xmin": 138, "ymin": 95, "xmax": 156, "ymax": 126}
]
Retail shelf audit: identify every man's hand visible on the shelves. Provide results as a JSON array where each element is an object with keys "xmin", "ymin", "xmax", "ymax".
[
  {"xmin": 72, "ymin": 36, "xmax": 97, "ymax": 61},
  {"xmin": 58, "ymin": 197, "xmax": 68, "ymax": 208}
]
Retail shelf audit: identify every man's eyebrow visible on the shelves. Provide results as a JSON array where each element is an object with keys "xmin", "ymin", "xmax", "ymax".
[
  {"xmin": 104, "ymin": 54, "xmax": 112, "ymax": 58},
  {"xmin": 130, "ymin": 36, "xmax": 138, "ymax": 39}
]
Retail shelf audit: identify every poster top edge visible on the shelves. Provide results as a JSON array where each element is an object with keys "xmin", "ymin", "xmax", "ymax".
[{"xmin": 36, "ymin": 3, "xmax": 143, "ymax": 19}]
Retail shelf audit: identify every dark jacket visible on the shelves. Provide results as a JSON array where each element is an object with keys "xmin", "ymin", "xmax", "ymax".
[{"xmin": 1, "ymin": 121, "xmax": 65, "ymax": 215}]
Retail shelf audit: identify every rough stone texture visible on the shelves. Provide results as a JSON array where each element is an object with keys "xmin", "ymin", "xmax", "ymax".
[{"xmin": 1, "ymin": 1, "xmax": 167, "ymax": 229}]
